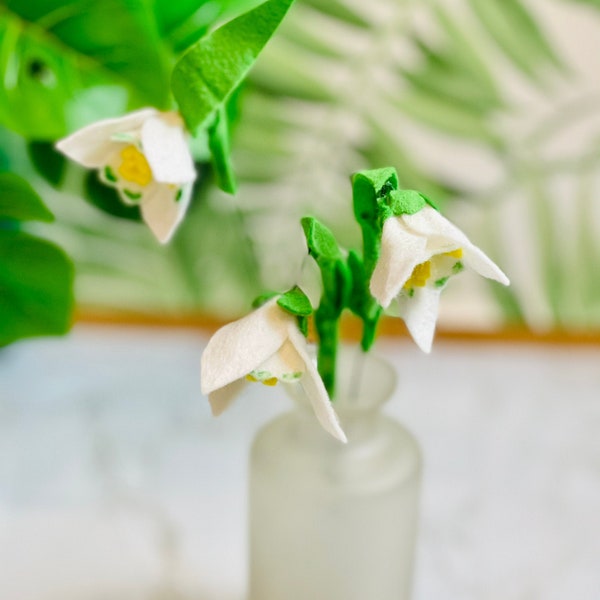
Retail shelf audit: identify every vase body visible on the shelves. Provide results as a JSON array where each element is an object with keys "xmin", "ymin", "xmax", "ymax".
[{"xmin": 248, "ymin": 346, "xmax": 422, "ymax": 600}]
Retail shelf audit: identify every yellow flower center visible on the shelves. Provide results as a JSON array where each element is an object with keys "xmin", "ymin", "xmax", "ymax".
[
  {"xmin": 404, "ymin": 260, "xmax": 431, "ymax": 289},
  {"xmin": 444, "ymin": 248, "xmax": 463, "ymax": 259},
  {"xmin": 117, "ymin": 145, "xmax": 152, "ymax": 187},
  {"xmin": 246, "ymin": 374, "xmax": 278, "ymax": 386}
]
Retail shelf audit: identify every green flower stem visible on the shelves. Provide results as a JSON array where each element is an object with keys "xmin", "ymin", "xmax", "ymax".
[
  {"xmin": 347, "ymin": 250, "xmax": 381, "ymax": 351},
  {"xmin": 314, "ymin": 309, "xmax": 340, "ymax": 396},
  {"xmin": 301, "ymin": 166, "xmax": 410, "ymax": 393},
  {"xmin": 349, "ymin": 168, "xmax": 399, "ymax": 350},
  {"xmin": 300, "ymin": 217, "xmax": 351, "ymax": 397}
]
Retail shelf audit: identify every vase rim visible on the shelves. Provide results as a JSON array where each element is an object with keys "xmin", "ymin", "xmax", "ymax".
[{"xmin": 287, "ymin": 344, "xmax": 397, "ymax": 415}]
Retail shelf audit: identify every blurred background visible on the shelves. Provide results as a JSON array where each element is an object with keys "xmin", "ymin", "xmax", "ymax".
[
  {"xmin": 3, "ymin": 0, "xmax": 600, "ymax": 332},
  {"xmin": 2, "ymin": 1, "xmax": 600, "ymax": 599}
]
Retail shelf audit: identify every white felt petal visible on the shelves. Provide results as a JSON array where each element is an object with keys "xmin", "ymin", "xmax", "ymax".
[
  {"xmin": 208, "ymin": 378, "xmax": 247, "ymax": 416},
  {"xmin": 56, "ymin": 108, "xmax": 157, "ymax": 168},
  {"xmin": 201, "ymin": 300, "xmax": 293, "ymax": 395},
  {"xmin": 139, "ymin": 182, "xmax": 192, "ymax": 243},
  {"xmin": 254, "ymin": 339, "xmax": 306, "ymax": 379},
  {"xmin": 405, "ymin": 207, "xmax": 509, "ymax": 285},
  {"xmin": 288, "ymin": 328, "xmax": 347, "ymax": 443},
  {"xmin": 398, "ymin": 287, "xmax": 441, "ymax": 354},
  {"xmin": 141, "ymin": 115, "xmax": 196, "ymax": 184},
  {"xmin": 463, "ymin": 245, "xmax": 510, "ymax": 285},
  {"xmin": 370, "ymin": 217, "xmax": 429, "ymax": 308},
  {"xmin": 403, "ymin": 206, "xmax": 472, "ymax": 253}
]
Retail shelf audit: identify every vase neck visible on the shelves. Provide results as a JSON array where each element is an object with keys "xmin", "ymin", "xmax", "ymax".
[{"xmin": 287, "ymin": 345, "xmax": 397, "ymax": 441}]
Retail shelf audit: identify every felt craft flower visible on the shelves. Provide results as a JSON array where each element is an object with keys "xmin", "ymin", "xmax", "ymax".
[
  {"xmin": 370, "ymin": 205, "xmax": 509, "ymax": 353},
  {"xmin": 200, "ymin": 298, "xmax": 347, "ymax": 443},
  {"xmin": 56, "ymin": 108, "xmax": 196, "ymax": 243}
]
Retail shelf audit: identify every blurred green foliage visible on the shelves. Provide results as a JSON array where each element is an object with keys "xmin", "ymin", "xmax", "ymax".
[
  {"xmin": 0, "ymin": 173, "xmax": 73, "ymax": 345},
  {"xmin": 0, "ymin": 0, "xmax": 288, "ymax": 343},
  {"xmin": 1, "ymin": 0, "xmax": 600, "ymax": 338}
]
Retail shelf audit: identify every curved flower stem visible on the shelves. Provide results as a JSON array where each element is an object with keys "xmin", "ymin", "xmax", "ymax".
[
  {"xmin": 315, "ymin": 309, "xmax": 340, "ymax": 397},
  {"xmin": 348, "ymin": 168, "xmax": 398, "ymax": 350}
]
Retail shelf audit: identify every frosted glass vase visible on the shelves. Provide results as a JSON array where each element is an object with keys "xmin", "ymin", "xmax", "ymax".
[{"xmin": 248, "ymin": 346, "xmax": 422, "ymax": 600}]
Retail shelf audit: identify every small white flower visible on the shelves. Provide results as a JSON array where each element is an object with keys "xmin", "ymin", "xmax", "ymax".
[
  {"xmin": 370, "ymin": 206, "xmax": 509, "ymax": 353},
  {"xmin": 56, "ymin": 108, "xmax": 196, "ymax": 243},
  {"xmin": 200, "ymin": 299, "xmax": 347, "ymax": 443}
]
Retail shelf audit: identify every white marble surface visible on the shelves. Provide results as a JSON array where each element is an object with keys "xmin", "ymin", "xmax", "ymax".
[{"xmin": 1, "ymin": 325, "xmax": 599, "ymax": 600}]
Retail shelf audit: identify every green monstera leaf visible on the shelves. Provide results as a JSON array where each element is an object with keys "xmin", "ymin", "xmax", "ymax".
[{"xmin": 0, "ymin": 0, "xmax": 170, "ymax": 139}]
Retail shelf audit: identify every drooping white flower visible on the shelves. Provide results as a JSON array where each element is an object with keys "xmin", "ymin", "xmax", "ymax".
[
  {"xmin": 370, "ymin": 205, "xmax": 509, "ymax": 353},
  {"xmin": 200, "ymin": 298, "xmax": 347, "ymax": 443},
  {"xmin": 56, "ymin": 108, "xmax": 196, "ymax": 243}
]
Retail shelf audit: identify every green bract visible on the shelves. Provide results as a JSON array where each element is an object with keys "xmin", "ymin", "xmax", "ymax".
[{"xmin": 277, "ymin": 287, "xmax": 312, "ymax": 317}]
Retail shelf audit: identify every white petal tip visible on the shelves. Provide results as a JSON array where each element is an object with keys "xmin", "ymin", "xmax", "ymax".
[
  {"xmin": 412, "ymin": 333, "xmax": 434, "ymax": 354},
  {"xmin": 209, "ymin": 402, "xmax": 224, "ymax": 417}
]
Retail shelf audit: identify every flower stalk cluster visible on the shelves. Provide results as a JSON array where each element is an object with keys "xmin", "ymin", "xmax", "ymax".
[{"xmin": 201, "ymin": 166, "xmax": 509, "ymax": 442}]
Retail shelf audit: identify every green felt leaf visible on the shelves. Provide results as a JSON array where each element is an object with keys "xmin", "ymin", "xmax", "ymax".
[
  {"xmin": 352, "ymin": 167, "xmax": 398, "ymax": 224},
  {"xmin": 0, "ymin": 172, "xmax": 54, "ymax": 222},
  {"xmin": 353, "ymin": 167, "xmax": 399, "ymax": 197},
  {"xmin": 27, "ymin": 141, "xmax": 67, "ymax": 187},
  {"xmin": 208, "ymin": 106, "xmax": 237, "ymax": 194},
  {"xmin": 171, "ymin": 0, "xmax": 295, "ymax": 132},
  {"xmin": 420, "ymin": 192, "xmax": 440, "ymax": 212},
  {"xmin": 0, "ymin": 0, "xmax": 170, "ymax": 139},
  {"xmin": 0, "ymin": 230, "xmax": 74, "ymax": 345},
  {"xmin": 351, "ymin": 167, "xmax": 399, "ymax": 276},
  {"xmin": 84, "ymin": 172, "xmax": 142, "ymax": 222},
  {"xmin": 300, "ymin": 216, "xmax": 342, "ymax": 262},
  {"xmin": 277, "ymin": 286, "xmax": 312, "ymax": 316},
  {"xmin": 252, "ymin": 290, "xmax": 278, "ymax": 308},
  {"xmin": 388, "ymin": 189, "xmax": 426, "ymax": 216}
]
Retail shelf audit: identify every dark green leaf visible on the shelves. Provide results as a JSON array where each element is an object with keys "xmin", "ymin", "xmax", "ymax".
[
  {"xmin": 171, "ymin": 0, "xmax": 295, "ymax": 132},
  {"xmin": 0, "ymin": 172, "xmax": 54, "ymax": 222},
  {"xmin": 84, "ymin": 171, "xmax": 142, "ymax": 222},
  {"xmin": 0, "ymin": 230, "xmax": 74, "ymax": 345},
  {"xmin": 27, "ymin": 141, "xmax": 67, "ymax": 186}
]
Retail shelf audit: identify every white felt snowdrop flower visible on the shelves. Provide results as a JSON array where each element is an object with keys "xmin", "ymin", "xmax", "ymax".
[
  {"xmin": 201, "ymin": 298, "xmax": 347, "ymax": 442},
  {"xmin": 56, "ymin": 108, "xmax": 196, "ymax": 243},
  {"xmin": 370, "ymin": 205, "xmax": 509, "ymax": 353}
]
